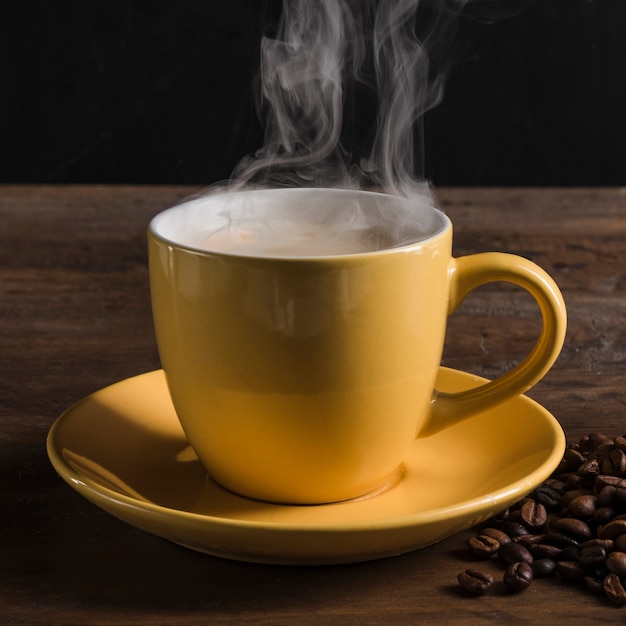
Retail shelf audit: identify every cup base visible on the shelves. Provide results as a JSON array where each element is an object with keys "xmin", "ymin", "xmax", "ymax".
[{"xmin": 210, "ymin": 464, "xmax": 406, "ymax": 507}]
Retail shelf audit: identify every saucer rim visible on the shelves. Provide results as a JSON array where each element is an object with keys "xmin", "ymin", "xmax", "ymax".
[{"xmin": 47, "ymin": 367, "xmax": 566, "ymax": 535}]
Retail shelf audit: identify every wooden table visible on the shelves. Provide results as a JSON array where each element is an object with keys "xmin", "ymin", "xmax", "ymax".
[{"xmin": 2, "ymin": 186, "xmax": 626, "ymax": 624}]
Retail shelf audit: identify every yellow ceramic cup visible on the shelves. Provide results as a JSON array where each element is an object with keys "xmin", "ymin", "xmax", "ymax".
[{"xmin": 148, "ymin": 188, "xmax": 566, "ymax": 505}]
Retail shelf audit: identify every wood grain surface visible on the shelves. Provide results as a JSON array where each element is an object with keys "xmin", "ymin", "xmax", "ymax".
[{"xmin": 2, "ymin": 186, "xmax": 626, "ymax": 624}]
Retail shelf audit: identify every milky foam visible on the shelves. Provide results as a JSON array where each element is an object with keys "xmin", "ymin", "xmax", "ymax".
[{"xmin": 150, "ymin": 188, "xmax": 447, "ymax": 258}]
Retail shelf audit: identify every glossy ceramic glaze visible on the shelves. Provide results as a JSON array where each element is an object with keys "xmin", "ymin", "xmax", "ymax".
[
  {"xmin": 148, "ymin": 188, "xmax": 566, "ymax": 504},
  {"xmin": 47, "ymin": 369, "xmax": 566, "ymax": 565}
]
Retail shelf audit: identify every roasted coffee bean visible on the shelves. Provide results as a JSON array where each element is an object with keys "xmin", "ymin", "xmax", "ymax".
[
  {"xmin": 545, "ymin": 478, "xmax": 567, "ymax": 491},
  {"xmin": 603, "ymin": 449, "xmax": 626, "ymax": 476},
  {"xmin": 468, "ymin": 534, "xmax": 500, "ymax": 558},
  {"xmin": 597, "ymin": 485, "xmax": 618, "ymax": 507},
  {"xmin": 556, "ymin": 560, "xmax": 586, "ymax": 581},
  {"xmin": 520, "ymin": 500, "xmax": 548, "ymax": 529},
  {"xmin": 614, "ymin": 535, "xmax": 626, "ymax": 552},
  {"xmin": 564, "ymin": 447, "xmax": 586, "ymax": 468},
  {"xmin": 560, "ymin": 489, "xmax": 588, "ymax": 509},
  {"xmin": 598, "ymin": 519, "xmax": 626, "ymax": 540},
  {"xmin": 541, "ymin": 531, "xmax": 579, "ymax": 548},
  {"xmin": 551, "ymin": 517, "xmax": 592, "ymax": 540},
  {"xmin": 594, "ymin": 474, "xmax": 624, "ymax": 491},
  {"xmin": 565, "ymin": 473, "xmax": 584, "ymax": 490},
  {"xmin": 503, "ymin": 562, "xmax": 534, "ymax": 592},
  {"xmin": 515, "ymin": 533, "xmax": 547, "ymax": 548},
  {"xmin": 606, "ymin": 552, "xmax": 626, "ymax": 577},
  {"xmin": 581, "ymin": 538, "xmax": 614, "ymax": 552},
  {"xmin": 480, "ymin": 527, "xmax": 511, "ymax": 546},
  {"xmin": 580, "ymin": 433, "xmax": 611, "ymax": 453},
  {"xmin": 532, "ymin": 558, "xmax": 557, "ymax": 578},
  {"xmin": 534, "ymin": 485, "xmax": 562, "ymax": 509},
  {"xmin": 529, "ymin": 543, "xmax": 562, "ymax": 560},
  {"xmin": 498, "ymin": 542, "xmax": 533, "ymax": 565},
  {"xmin": 578, "ymin": 458, "xmax": 600, "ymax": 478},
  {"xmin": 589, "ymin": 433, "xmax": 613, "ymax": 448},
  {"xmin": 500, "ymin": 521, "xmax": 530, "ymax": 538},
  {"xmin": 604, "ymin": 573, "xmax": 626, "ymax": 606},
  {"xmin": 567, "ymin": 494, "xmax": 598, "ymax": 519},
  {"xmin": 578, "ymin": 545, "xmax": 606, "ymax": 567},
  {"xmin": 594, "ymin": 506, "xmax": 617, "ymax": 525},
  {"xmin": 594, "ymin": 443, "xmax": 615, "ymax": 460},
  {"xmin": 595, "ymin": 476, "xmax": 626, "ymax": 503},
  {"xmin": 615, "ymin": 435, "xmax": 626, "ymax": 452},
  {"xmin": 457, "ymin": 570, "xmax": 494, "ymax": 595}
]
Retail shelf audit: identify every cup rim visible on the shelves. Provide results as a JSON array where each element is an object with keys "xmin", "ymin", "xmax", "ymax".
[{"xmin": 148, "ymin": 187, "xmax": 451, "ymax": 261}]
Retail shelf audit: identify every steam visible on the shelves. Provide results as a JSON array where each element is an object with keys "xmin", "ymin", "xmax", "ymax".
[
  {"xmin": 186, "ymin": 0, "xmax": 528, "ymax": 257},
  {"xmin": 230, "ymin": 0, "xmax": 472, "ymax": 201}
]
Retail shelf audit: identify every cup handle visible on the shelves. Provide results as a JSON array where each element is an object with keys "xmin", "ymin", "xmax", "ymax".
[{"xmin": 422, "ymin": 252, "xmax": 567, "ymax": 437}]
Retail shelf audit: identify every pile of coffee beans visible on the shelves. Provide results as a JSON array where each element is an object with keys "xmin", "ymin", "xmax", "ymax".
[{"xmin": 457, "ymin": 433, "xmax": 626, "ymax": 605}]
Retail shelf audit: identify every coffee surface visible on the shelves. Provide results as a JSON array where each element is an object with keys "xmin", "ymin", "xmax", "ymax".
[
  {"xmin": 151, "ymin": 188, "xmax": 446, "ymax": 258},
  {"xmin": 195, "ymin": 222, "xmax": 393, "ymax": 256}
]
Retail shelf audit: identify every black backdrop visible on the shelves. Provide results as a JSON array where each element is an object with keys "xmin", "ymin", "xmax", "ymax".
[{"xmin": 3, "ymin": 0, "xmax": 625, "ymax": 186}]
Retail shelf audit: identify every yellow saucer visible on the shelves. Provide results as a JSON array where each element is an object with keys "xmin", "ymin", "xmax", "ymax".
[{"xmin": 47, "ymin": 369, "xmax": 565, "ymax": 565}]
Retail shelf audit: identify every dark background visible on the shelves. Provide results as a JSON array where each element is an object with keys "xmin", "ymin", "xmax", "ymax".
[{"xmin": 3, "ymin": 0, "xmax": 625, "ymax": 186}]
